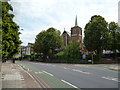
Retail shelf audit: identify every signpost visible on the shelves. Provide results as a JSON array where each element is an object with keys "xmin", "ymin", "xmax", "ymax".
[
  {"xmin": 82, "ymin": 54, "xmax": 86, "ymax": 60},
  {"xmin": 92, "ymin": 54, "xmax": 93, "ymax": 64}
]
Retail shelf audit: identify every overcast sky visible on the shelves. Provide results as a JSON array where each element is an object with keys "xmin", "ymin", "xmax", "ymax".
[{"xmin": 9, "ymin": 0, "xmax": 119, "ymax": 46}]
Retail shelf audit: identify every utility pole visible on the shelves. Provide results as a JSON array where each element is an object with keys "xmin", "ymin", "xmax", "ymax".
[
  {"xmin": 20, "ymin": 28, "xmax": 23, "ymax": 60},
  {"xmin": 92, "ymin": 54, "xmax": 94, "ymax": 64}
]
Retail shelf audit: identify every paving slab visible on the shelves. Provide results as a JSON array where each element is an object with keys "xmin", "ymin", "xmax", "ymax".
[{"xmin": 1, "ymin": 61, "xmax": 40, "ymax": 88}]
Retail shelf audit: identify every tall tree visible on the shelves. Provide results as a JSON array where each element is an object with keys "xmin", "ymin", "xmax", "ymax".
[
  {"xmin": 0, "ymin": 1, "xmax": 2, "ymax": 61},
  {"xmin": 65, "ymin": 40, "xmax": 81, "ymax": 59},
  {"xmin": 108, "ymin": 22, "xmax": 120, "ymax": 57},
  {"xmin": 117, "ymin": 26, "xmax": 120, "ymax": 51},
  {"xmin": 2, "ymin": 1, "xmax": 21, "ymax": 62},
  {"xmin": 34, "ymin": 27, "xmax": 63, "ymax": 61},
  {"xmin": 84, "ymin": 15, "xmax": 108, "ymax": 59}
]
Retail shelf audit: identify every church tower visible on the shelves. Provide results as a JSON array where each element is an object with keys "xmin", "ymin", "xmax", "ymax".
[
  {"xmin": 71, "ymin": 16, "xmax": 82, "ymax": 42},
  {"xmin": 62, "ymin": 16, "xmax": 83, "ymax": 48}
]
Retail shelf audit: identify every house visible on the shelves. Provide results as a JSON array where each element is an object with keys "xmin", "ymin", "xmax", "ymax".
[{"xmin": 19, "ymin": 43, "xmax": 34, "ymax": 58}]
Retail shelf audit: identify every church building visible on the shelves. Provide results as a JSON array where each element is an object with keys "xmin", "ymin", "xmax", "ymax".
[{"xmin": 62, "ymin": 16, "xmax": 83, "ymax": 48}]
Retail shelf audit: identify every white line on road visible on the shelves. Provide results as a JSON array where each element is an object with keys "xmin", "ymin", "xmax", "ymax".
[
  {"xmin": 64, "ymin": 67, "xmax": 68, "ymax": 69},
  {"xmin": 34, "ymin": 63, "xmax": 38, "ymax": 64},
  {"xmin": 102, "ymin": 76, "xmax": 120, "ymax": 82},
  {"xmin": 61, "ymin": 80, "xmax": 78, "ymax": 88},
  {"xmin": 51, "ymin": 65, "xmax": 56, "ymax": 67},
  {"xmin": 17, "ymin": 64, "xmax": 23, "ymax": 70},
  {"xmin": 35, "ymin": 72, "xmax": 39, "ymax": 74},
  {"xmin": 42, "ymin": 71, "xmax": 54, "ymax": 76},
  {"xmin": 45, "ymin": 64, "xmax": 56, "ymax": 67},
  {"xmin": 35, "ymin": 72, "xmax": 43, "ymax": 74},
  {"xmin": 27, "ymin": 68, "xmax": 30, "ymax": 71},
  {"xmin": 23, "ymin": 68, "xmax": 41, "ymax": 88},
  {"xmin": 63, "ymin": 67, "xmax": 70, "ymax": 70},
  {"xmin": 72, "ymin": 69, "xmax": 91, "ymax": 75}
]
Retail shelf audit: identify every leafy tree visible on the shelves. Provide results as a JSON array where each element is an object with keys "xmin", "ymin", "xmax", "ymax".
[
  {"xmin": 34, "ymin": 27, "xmax": 63, "ymax": 61},
  {"xmin": 108, "ymin": 22, "xmax": 120, "ymax": 57},
  {"xmin": 116, "ymin": 26, "xmax": 120, "ymax": 51},
  {"xmin": 2, "ymin": 1, "xmax": 21, "ymax": 62},
  {"xmin": 84, "ymin": 15, "xmax": 108, "ymax": 59},
  {"xmin": 65, "ymin": 40, "xmax": 81, "ymax": 58},
  {"xmin": 0, "ymin": 1, "xmax": 1, "ymax": 61},
  {"xmin": 53, "ymin": 40, "xmax": 82, "ymax": 63}
]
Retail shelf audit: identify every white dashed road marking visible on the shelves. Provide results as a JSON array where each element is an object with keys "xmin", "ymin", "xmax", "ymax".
[
  {"xmin": 51, "ymin": 65, "xmax": 56, "ymax": 67},
  {"xmin": 61, "ymin": 80, "xmax": 78, "ymax": 88},
  {"xmin": 72, "ymin": 69, "xmax": 91, "ymax": 75},
  {"xmin": 64, "ymin": 67, "xmax": 68, "ymax": 69},
  {"xmin": 102, "ymin": 76, "xmax": 119, "ymax": 82},
  {"xmin": 63, "ymin": 67, "xmax": 70, "ymax": 70},
  {"xmin": 43, "ymin": 71, "xmax": 54, "ymax": 76},
  {"xmin": 35, "ymin": 72, "xmax": 43, "ymax": 74}
]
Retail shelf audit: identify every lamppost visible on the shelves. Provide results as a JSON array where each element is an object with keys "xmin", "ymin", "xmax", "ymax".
[
  {"xmin": 92, "ymin": 53, "xmax": 94, "ymax": 64},
  {"xmin": 20, "ymin": 28, "xmax": 24, "ymax": 60},
  {"xmin": 20, "ymin": 47, "xmax": 22, "ymax": 60}
]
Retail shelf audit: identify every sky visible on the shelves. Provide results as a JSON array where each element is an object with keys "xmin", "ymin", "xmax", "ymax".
[
  {"xmin": 118, "ymin": 1, "xmax": 120, "ymax": 26},
  {"xmin": 9, "ymin": 0, "xmax": 119, "ymax": 46}
]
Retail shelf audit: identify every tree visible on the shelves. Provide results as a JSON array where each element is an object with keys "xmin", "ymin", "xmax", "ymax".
[
  {"xmin": 34, "ymin": 27, "xmax": 63, "ymax": 61},
  {"xmin": 84, "ymin": 15, "xmax": 108, "ymax": 59},
  {"xmin": 54, "ymin": 40, "xmax": 82, "ymax": 63},
  {"xmin": 116, "ymin": 26, "xmax": 120, "ymax": 51},
  {"xmin": 0, "ymin": 1, "xmax": 1, "ymax": 61},
  {"xmin": 108, "ymin": 22, "xmax": 120, "ymax": 57},
  {"xmin": 65, "ymin": 40, "xmax": 82, "ymax": 60},
  {"xmin": 2, "ymin": 1, "xmax": 21, "ymax": 62}
]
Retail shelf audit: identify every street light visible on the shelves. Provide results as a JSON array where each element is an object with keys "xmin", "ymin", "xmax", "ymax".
[
  {"xmin": 20, "ymin": 47, "xmax": 22, "ymax": 60},
  {"xmin": 20, "ymin": 28, "xmax": 24, "ymax": 60},
  {"xmin": 92, "ymin": 54, "xmax": 94, "ymax": 64}
]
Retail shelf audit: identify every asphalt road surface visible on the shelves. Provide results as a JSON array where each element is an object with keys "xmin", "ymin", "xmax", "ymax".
[{"xmin": 17, "ymin": 61, "xmax": 119, "ymax": 89}]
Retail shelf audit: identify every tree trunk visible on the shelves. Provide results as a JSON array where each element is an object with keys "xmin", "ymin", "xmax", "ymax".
[
  {"xmin": 96, "ymin": 49, "xmax": 102, "ymax": 60},
  {"xmin": 12, "ymin": 59, "xmax": 15, "ymax": 63}
]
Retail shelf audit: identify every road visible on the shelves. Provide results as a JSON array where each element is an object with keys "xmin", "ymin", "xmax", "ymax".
[{"xmin": 17, "ymin": 61, "xmax": 119, "ymax": 89}]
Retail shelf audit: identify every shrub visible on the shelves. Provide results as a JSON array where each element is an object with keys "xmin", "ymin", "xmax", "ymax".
[
  {"xmin": 12, "ymin": 57, "xmax": 19, "ymax": 60},
  {"xmin": 53, "ymin": 50, "xmax": 82, "ymax": 63}
]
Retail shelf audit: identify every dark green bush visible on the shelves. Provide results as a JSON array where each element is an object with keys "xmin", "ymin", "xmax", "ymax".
[{"xmin": 53, "ymin": 51, "xmax": 82, "ymax": 63}]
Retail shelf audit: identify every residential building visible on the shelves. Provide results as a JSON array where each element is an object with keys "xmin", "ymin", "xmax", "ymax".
[
  {"xmin": 25, "ymin": 43, "xmax": 34, "ymax": 55},
  {"xmin": 19, "ymin": 43, "xmax": 34, "ymax": 58}
]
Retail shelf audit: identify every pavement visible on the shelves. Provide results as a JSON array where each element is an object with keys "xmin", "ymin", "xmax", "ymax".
[
  {"xmin": 107, "ymin": 66, "xmax": 119, "ymax": 71},
  {"xmin": 1, "ymin": 61, "xmax": 78, "ymax": 89},
  {"xmin": 1, "ymin": 61, "xmax": 40, "ymax": 89},
  {"xmin": 74, "ymin": 64, "xmax": 119, "ymax": 71}
]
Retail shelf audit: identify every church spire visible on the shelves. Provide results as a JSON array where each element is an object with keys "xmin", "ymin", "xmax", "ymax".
[{"xmin": 75, "ymin": 15, "xmax": 78, "ymax": 26}]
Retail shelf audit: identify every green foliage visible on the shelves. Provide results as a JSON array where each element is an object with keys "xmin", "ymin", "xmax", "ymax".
[
  {"xmin": 65, "ymin": 40, "xmax": 81, "ymax": 59},
  {"xmin": 84, "ymin": 15, "xmax": 108, "ymax": 58},
  {"xmin": 86, "ymin": 53, "xmax": 92, "ymax": 60},
  {"xmin": 54, "ymin": 51, "xmax": 66, "ymax": 62},
  {"xmin": 12, "ymin": 57, "xmax": 19, "ymax": 60},
  {"xmin": 116, "ymin": 30, "xmax": 120, "ymax": 51},
  {"xmin": 34, "ymin": 27, "xmax": 63, "ymax": 61},
  {"xmin": 84, "ymin": 15, "xmax": 120, "ymax": 60},
  {"xmin": 23, "ymin": 55, "xmax": 31, "ymax": 59},
  {"xmin": 108, "ymin": 22, "xmax": 120, "ymax": 52},
  {"xmin": 2, "ymin": 2, "xmax": 21, "ymax": 61},
  {"xmin": 53, "ymin": 41, "xmax": 82, "ymax": 63},
  {"xmin": 85, "ymin": 53, "xmax": 99, "ymax": 61},
  {"xmin": 0, "ymin": 2, "xmax": 2, "ymax": 61}
]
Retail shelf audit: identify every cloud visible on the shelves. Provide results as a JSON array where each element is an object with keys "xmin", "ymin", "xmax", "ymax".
[{"xmin": 9, "ymin": 0, "xmax": 119, "ymax": 46}]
